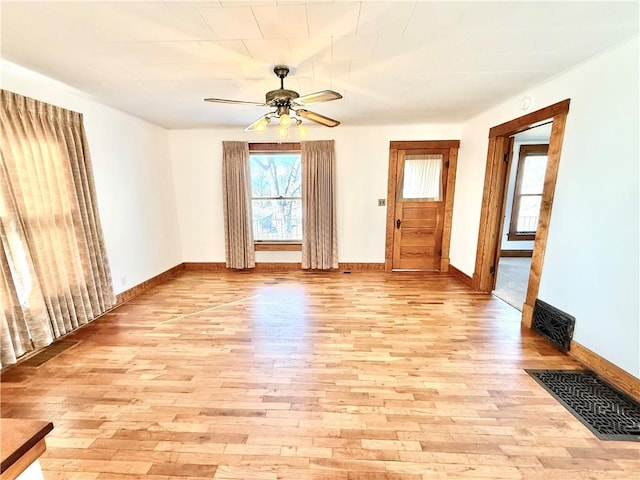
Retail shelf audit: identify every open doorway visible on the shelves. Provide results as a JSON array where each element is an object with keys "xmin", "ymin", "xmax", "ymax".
[
  {"xmin": 493, "ymin": 123, "xmax": 551, "ymax": 310},
  {"xmin": 473, "ymin": 99, "xmax": 570, "ymax": 328}
]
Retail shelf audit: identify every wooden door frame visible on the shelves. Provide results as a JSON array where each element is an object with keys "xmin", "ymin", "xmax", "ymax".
[
  {"xmin": 473, "ymin": 99, "xmax": 570, "ymax": 327},
  {"xmin": 491, "ymin": 136, "xmax": 515, "ymax": 291},
  {"xmin": 385, "ymin": 140, "xmax": 460, "ymax": 272}
]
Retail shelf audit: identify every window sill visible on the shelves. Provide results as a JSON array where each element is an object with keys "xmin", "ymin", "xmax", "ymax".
[
  {"xmin": 507, "ymin": 233, "xmax": 536, "ymax": 242},
  {"xmin": 255, "ymin": 243, "xmax": 302, "ymax": 251}
]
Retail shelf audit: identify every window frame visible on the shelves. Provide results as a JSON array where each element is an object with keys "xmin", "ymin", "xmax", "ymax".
[
  {"xmin": 248, "ymin": 142, "xmax": 302, "ymax": 250},
  {"xmin": 508, "ymin": 143, "xmax": 549, "ymax": 241}
]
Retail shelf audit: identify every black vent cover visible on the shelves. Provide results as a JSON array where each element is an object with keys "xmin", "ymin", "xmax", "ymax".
[
  {"xmin": 528, "ymin": 370, "xmax": 640, "ymax": 441},
  {"xmin": 532, "ymin": 299, "xmax": 575, "ymax": 352}
]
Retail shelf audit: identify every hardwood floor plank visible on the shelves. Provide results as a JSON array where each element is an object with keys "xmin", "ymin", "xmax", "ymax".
[
  {"xmin": 213, "ymin": 465, "xmax": 277, "ymax": 479},
  {"xmin": 1, "ymin": 270, "xmax": 638, "ymax": 479},
  {"xmin": 147, "ymin": 462, "xmax": 218, "ymax": 477},
  {"xmin": 44, "ymin": 473, "xmax": 100, "ymax": 480}
]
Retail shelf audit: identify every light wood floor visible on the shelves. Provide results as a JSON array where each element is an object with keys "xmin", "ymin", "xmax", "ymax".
[{"xmin": 1, "ymin": 271, "xmax": 638, "ymax": 479}]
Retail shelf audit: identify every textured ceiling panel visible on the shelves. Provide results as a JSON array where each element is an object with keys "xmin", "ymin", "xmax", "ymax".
[{"xmin": 1, "ymin": 1, "xmax": 637, "ymax": 129}]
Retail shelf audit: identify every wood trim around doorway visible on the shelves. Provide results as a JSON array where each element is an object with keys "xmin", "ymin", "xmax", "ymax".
[
  {"xmin": 473, "ymin": 99, "xmax": 570, "ymax": 329},
  {"xmin": 385, "ymin": 140, "xmax": 460, "ymax": 272}
]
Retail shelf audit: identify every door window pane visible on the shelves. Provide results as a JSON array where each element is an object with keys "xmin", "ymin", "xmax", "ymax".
[{"xmin": 401, "ymin": 154, "xmax": 442, "ymax": 201}]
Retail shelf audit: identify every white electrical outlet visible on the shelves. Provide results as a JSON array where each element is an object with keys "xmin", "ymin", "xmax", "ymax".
[{"xmin": 120, "ymin": 275, "xmax": 126, "ymax": 287}]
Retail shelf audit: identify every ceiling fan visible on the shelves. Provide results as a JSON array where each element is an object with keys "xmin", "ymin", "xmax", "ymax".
[{"xmin": 204, "ymin": 65, "xmax": 342, "ymax": 134}]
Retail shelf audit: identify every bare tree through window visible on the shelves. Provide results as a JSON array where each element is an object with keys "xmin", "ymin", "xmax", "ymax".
[{"xmin": 250, "ymin": 153, "xmax": 302, "ymax": 241}]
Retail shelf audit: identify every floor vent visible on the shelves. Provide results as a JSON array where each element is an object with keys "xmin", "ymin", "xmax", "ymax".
[
  {"xmin": 21, "ymin": 340, "xmax": 78, "ymax": 367},
  {"xmin": 527, "ymin": 369, "xmax": 640, "ymax": 441},
  {"xmin": 532, "ymin": 299, "xmax": 575, "ymax": 352}
]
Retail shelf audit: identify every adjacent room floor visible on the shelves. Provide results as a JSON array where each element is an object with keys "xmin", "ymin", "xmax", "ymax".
[
  {"xmin": 1, "ymin": 270, "xmax": 638, "ymax": 479},
  {"xmin": 493, "ymin": 257, "xmax": 532, "ymax": 311}
]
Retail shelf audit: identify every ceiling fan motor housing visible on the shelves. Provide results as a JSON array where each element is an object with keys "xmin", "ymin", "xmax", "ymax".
[
  {"xmin": 265, "ymin": 89, "xmax": 299, "ymax": 105},
  {"xmin": 266, "ymin": 65, "xmax": 299, "ymax": 107}
]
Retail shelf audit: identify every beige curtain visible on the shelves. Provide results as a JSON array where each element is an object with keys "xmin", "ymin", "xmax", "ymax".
[
  {"xmin": 0, "ymin": 90, "xmax": 115, "ymax": 368},
  {"xmin": 222, "ymin": 141, "xmax": 255, "ymax": 269},
  {"xmin": 301, "ymin": 140, "xmax": 338, "ymax": 270}
]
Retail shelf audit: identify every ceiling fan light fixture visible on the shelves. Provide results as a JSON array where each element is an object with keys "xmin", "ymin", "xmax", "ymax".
[
  {"xmin": 279, "ymin": 113, "xmax": 292, "ymax": 128},
  {"xmin": 297, "ymin": 123, "xmax": 308, "ymax": 139},
  {"xmin": 255, "ymin": 117, "xmax": 268, "ymax": 133},
  {"xmin": 277, "ymin": 125, "xmax": 289, "ymax": 139}
]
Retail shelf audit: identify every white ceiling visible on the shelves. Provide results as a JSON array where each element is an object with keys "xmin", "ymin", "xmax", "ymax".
[{"xmin": 1, "ymin": 1, "xmax": 638, "ymax": 129}]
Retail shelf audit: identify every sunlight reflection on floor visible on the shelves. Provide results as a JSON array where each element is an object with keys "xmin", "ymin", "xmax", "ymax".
[{"xmin": 251, "ymin": 284, "xmax": 309, "ymax": 357}]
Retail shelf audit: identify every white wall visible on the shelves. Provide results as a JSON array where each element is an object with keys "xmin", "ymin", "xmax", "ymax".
[
  {"xmin": 452, "ymin": 37, "xmax": 639, "ymax": 377},
  {"xmin": 168, "ymin": 124, "xmax": 462, "ymax": 263},
  {"xmin": 0, "ymin": 62, "xmax": 182, "ymax": 294}
]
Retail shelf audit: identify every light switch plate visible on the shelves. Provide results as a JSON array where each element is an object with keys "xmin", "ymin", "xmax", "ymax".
[{"xmin": 378, "ymin": 199, "xmax": 386, "ymax": 206}]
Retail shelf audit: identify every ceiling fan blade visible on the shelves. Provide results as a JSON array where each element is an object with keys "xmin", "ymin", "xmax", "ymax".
[
  {"xmin": 204, "ymin": 97, "xmax": 266, "ymax": 107},
  {"xmin": 297, "ymin": 90, "xmax": 343, "ymax": 104},
  {"xmin": 297, "ymin": 109, "xmax": 340, "ymax": 127}
]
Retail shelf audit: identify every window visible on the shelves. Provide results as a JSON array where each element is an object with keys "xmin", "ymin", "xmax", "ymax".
[
  {"xmin": 400, "ymin": 154, "xmax": 444, "ymax": 201},
  {"xmin": 2, "ymin": 137, "xmax": 78, "ymax": 305},
  {"xmin": 509, "ymin": 144, "xmax": 548, "ymax": 241},
  {"xmin": 249, "ymin": 144, "xmax": 302, "ymax": 243},
  {"xmin": 1, "ymin": 90, "xmax": 115, "ymax": 367}
]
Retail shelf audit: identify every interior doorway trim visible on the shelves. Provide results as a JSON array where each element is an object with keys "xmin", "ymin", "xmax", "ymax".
[
  {"xmin": 473, "ymin": 99, "xmax": 570, "ymax": 327},
  {"xmin": 385, "ymin": 140, "xmax": 460, "ymax": 272}
]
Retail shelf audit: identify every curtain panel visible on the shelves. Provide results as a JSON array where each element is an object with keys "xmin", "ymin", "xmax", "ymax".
[
  {"xmin": 222, "ymin": 141, "xmax": 255, "ymax": 269},
  {"xmin": 0, "ymin": 90, "xmax": 115, "ymax": 368},
  {"xmin": 301, "ymin": 140, "xmax": 338, "ymax": 270}
]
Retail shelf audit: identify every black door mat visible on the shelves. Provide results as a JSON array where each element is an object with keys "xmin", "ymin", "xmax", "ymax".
[
  {"xmin": 527, "ymin": 369, "xmax": 640, "ymax": 441},
  {"xmin": 20, "ymin": 340, "xmax": 78, "ymax": 367}
]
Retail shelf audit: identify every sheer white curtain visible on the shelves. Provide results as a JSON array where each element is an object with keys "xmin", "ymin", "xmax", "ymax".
[
  {"xmin": 402, "ymin": 154, "xmax": 443, "ymax": 200},
  {"xmin": 301, "ymin": 140, "xmax": 337, "ymax": 270},
  {"xmin": 1, "ymin": 90, "xmax": 115, "ymax": 367},
  {"xmin": 222, "ymin": 141, "xmax": 255, "ymax": 269}
]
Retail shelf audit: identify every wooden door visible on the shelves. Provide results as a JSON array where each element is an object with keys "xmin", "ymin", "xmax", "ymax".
[{"xmin": 392, "ymin": 148, "xmax": 449, "ymax": 270}]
